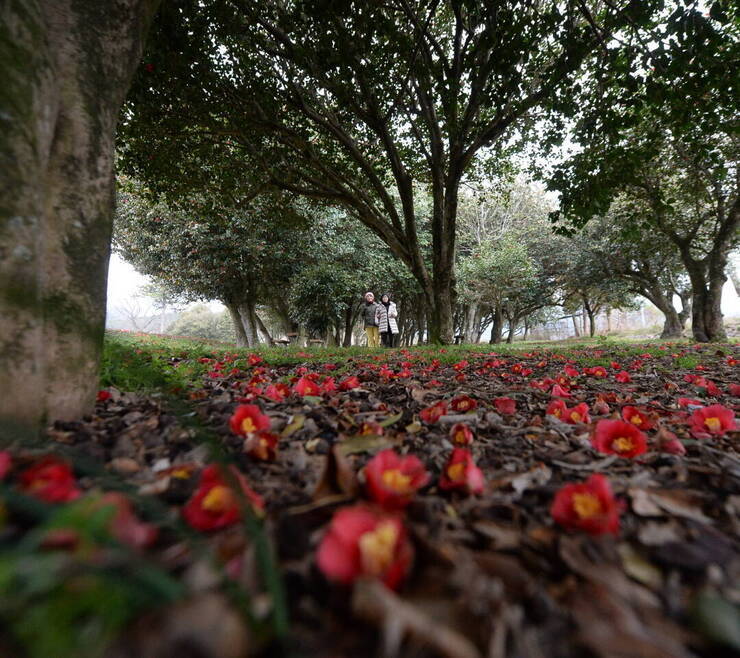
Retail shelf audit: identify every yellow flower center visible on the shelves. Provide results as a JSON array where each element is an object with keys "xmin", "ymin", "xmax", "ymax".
[
  {"xmin": 553, "ymin": 409, "xmax": 562, "ymax": 418},
  {"xmin": 171, "ymin": 468, "xmax": 191, "ymax": 479},
  {"xmin": 613, "ymin": 437, "xmax": 635, "ymax": 453},
  {"xmin": 454, "ymin": 430, "xmax": 467, "ymax": 444},
  {"xmin": 572, "ymin": 492, "xmax": 602, "ymax": 519},
  {"xmin": 458, "ymin": 401, "xmax": 469, "ymax": 409},
  {"xmin": 381, "ymin": 469, "xmax": 413, "ymax": 493},
  {"xmin": 201, "ymin": 485, "xmax": 235, "ymax": 513},
  {"xmin": 29, "ymin": 477, "xmax": 50, "ymax": 491},
  {"xmin": 630, "ymin": 416, "xmax": 642, "ymax": 425},
  {"xmin": 358, "ymin": 521, "xmax": 398, "ymax": 576},
  {"xmin": 256, "ymin": 438, "xmax": 270, "ymax": 459},
  {"xmin": 241, "ymin": 417, "xmax": 257, "ymax": 434},
  {"xmin": 447, "ymin": 462, "xmax": 465, "ymax": 482},
  {"xmin": 704, "ymin": 417, "xmax": 721, "ymax": 432},
  {"xmin": 570, "ymin": 412, "xmax": 582, "ymax": 422}
]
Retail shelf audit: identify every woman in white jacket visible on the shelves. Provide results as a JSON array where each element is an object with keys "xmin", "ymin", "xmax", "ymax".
[{"xmin": 375, "ymin": 293, "xmax": 399, "ymax": 347}]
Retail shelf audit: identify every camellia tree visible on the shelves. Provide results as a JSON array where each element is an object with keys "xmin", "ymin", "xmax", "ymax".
[
  {"xmin": 546, "ymin": 2, "xmax": 738, "ymax": 341},
  {"xmin": 119, "ymin": 0, "xmax": 668, "ymax": 343},
  {"xmin": 114, "ymin": 180, "xmax": 307, "ymax": 347},
  {"xmin": 0, "ymin": 1, "xmax": 160, "ymax": 437}
]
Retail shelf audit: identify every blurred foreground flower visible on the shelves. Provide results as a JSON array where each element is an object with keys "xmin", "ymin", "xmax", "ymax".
[
  {"xmin": 19, "ymin": 456, "xmax": 81, "ymax": 503},
  {"xmin": 439, "ymin": 448, "xmax": 485, "ymax": 495},
  {"xmin": 183, "ymin": 465, "xmax": 263, "ymax": 531},
  {"xmin": 316, "ymin": 504, "xmax": 413, "ymax": 590}
]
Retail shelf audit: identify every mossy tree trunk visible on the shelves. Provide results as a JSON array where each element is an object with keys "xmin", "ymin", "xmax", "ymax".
[{"xmin": 0, "ymin": 0, "xmax": 160, "ymax": 440}]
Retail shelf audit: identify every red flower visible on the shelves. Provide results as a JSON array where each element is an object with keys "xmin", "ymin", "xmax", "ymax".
[
  {"xmin": 316, "ymin": 505, "xmax": 413, "ymax": 590},
  {"xmin": 592, "ymin": 399, "xmax": 611, "ymax": 415},
  {"xmin": 550, "ymin": 474, "xmax": 620, "ymax": 536},
  {"xmin": 229, "ymin": 404, "xmax": 271, "ymax": 436},
  {"xmin": 439, "ymin": 448, "xmax": 485, "ymax": 495},
  {"xmin": 689, "ymin": 404, "xmax": 736, "ymax": 438},
  {"xmin": 96, "ymin": 390, "xmax": 111, "ymax": 402},
  {"xmin": 244, "ymin": 431, "xmax": 279, "ymax": 461},
  {"xmin": 551, "ymin": 384, "xmax": 572, "ymax": 398},
  {"xmin": 420, "ymin": 400, "xmax": 448, "ymax": 424},
  {"xmin": 615, "ymin": 371, "xmax": 632, "ymax": 383},
  {"xmin": 564, "ymin": 402, "xmax": 590, "ymax": 425},
  {"xmin": 658, "ymin": 430, "xmax": 686, "ymax": 456},
  {"xmin": 0, "ymin": 451, "xmax": 11, "ymax": 480},
  {"xmin": 19, "ymin": 456, "xmax": 81, "ymax": 503},
  {"xmin": 590, "ymin": 420, "xmax": 648, "ymax": 458},
  {"xmin": 321, "ymin": 376, "xmax": 336, "ymax": 393},
  {"xmin": 493, "ymin": 397, "xmax": 516, "ymax": 415},
  {"xmin": 450, "ymin": 395, "xmax": 477, "ymax": 412},
  {"xmin": 99, "ymin": 492, "xmax": 158, "ymax": 549},
  {"xmin": 247, "ymin": 354, "xmax": 263, "ymax": 366},
  {"xmin": 339, "ymin": 376, "xmax": 361, "ymax": 391},
  {"xmin": 359, "ymin": 421, "xmax": 384, "ymax": 436},
  {"xmin": 364, "ymin": 449, "xmax": 429, "ymax": 510},
  {"xmin": 546, "ymin": 399, "xmax": 567, "ymax": 419},
  {"xmin": 450, "ymin": 423, "xmax": 474, "ymax": 446},
  {"xmin": 183, "ymin": 464, "xmax": 264, "ymax": 532},
  {"xmin": 264, "ymin": 383, "xmax": 290, "ymax": 402},
  {"xmin": 294, "ymin": 376, "xmax": 322, "ymax": 396},
  {"xmin": 729, "ymin": 384, "xmax": 740, "ymax": 397},
  {"xmin": 621, "ymin": 406, "xmax": 655, "ymax": 430},
  {"xmin": 677, "ymin": 397, "xmax": 704, "ymax": 408},
  {"xmin": 564, "ymin": 366, "xmax": 579, "ymax": 377}
]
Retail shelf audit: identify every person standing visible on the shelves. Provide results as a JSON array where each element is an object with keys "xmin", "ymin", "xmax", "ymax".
[
  {"xmin": 376, "ymin": 293, "xmax": 399, "ymax": 347},
  {"xmin": 362, "ymin": 292, "xmax": 381, "ymax": 347}
]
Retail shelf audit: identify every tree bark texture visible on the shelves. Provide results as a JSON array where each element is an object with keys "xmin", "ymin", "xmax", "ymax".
[
  {"xmin": 225, "ymin": 302, "xmax": 249, "ymax": 347},
  {"xmin": 0, "ymin": 0, "xmax": 160, "ymax": 440}
]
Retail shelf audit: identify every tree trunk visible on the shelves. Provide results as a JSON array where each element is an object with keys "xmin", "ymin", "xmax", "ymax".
[
  {"xmin": 489, "ymin": 306, "xmax": 503, "ymax": 344},
  {"xmin": 225, "ymin": 302, "xmax": 249, "ymax": 347},
  {"xmin": 0, "ymin": 0, "xmax": 160, "ymax": 439},
  {"xmin": 237, "ymin": 300, "xmax": 259, "ymax": 347},
  {"xmin": 587, "ymin": 310, "xmax": 596, "ymax": 337},
  {"xmin": 463, "ymin": 304, "xmax": 479, "ymax": 343},
  {"xmin": 254, "ymin": 310, "xmax": 273, "ymax": 345},
  {"xmin": 685, "ymin": 257, "xmax": 728, "ymax": 342},
  {"xmin": 571, "ymin": 315, "xmax": 580, "ymax": 337},
  {"xmin": 678, "ymin": 290, "xmax": 692, "ymax": 328},
  {"xmin": 523, "ymin": 317, "xmax": 529, "ymax": 341},
  {"xmin": 660, "ymin": 307, "xmax": 684, "ymax": 338},
  {"xmin": 606, "ymin": 309, "xmax": 612, "ymax": 333},
  {"xmin": 343, "ymin": 303, "xmax": 354, "ymax": 347}
]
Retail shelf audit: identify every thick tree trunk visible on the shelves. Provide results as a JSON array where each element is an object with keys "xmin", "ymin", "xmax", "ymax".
[
  {"xmin": 678, "ymin": 290, "xmax": 692, "ymax": 328},
  {"xmin": 660, "ymin": 308, "xmax": 684, "ymax": 339},
  {"xmin": 0, "ymin": 0, "xmax": 160, "ymax": 439},
  {"xmin": 523, "ymin": 317, "xmax": 529, "ymax": 341},
  {"xmin": 237, "ymin": 300, "xmax": 259, "ymax": 347},
  {"xmin": 489, "ymin": 306, "xmax": 503, "ymax": 344},
  {"xmin": 685, "ymin": 258, "xmax": 727, "ymax": 342},
  {"xmin": 587, "ymin": 310, "xmax": 596, "ymax": 337},
  {"xmin": 571, "ymin": 315, "xmax": 580, "ymax": 337},
  {"xmin": 225, "ymin": 302, "xmax": 249, "ymax": 347},
  {"xmin": 463, "ymin": 304, "xmax": 479, "ymax": 343}
]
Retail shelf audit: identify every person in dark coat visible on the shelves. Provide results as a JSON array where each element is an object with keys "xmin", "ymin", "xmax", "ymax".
[
  {"xmin": 362, "ymin": 292, "xmax": 381, "ymax": 347},
  {"xmin": 376, "ymin": 293, "xmax": 399, "ymax": 347}
]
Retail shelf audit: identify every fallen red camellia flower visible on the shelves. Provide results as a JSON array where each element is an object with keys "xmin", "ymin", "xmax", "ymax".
[
  {"xmin": 293, "ymin": 376, "xmax": 322, "ymax": 396},
  {"xmin": 450, "ymin": 395, "xmax": 477, "ymax": 413},
  {"xmin": 363, "ymin": 449, "xmax": 430, "ymax": 510},
  {"xmin": 439, "ymin": 448, "xmax": 485, "ymax": 495},
  {"xmin": 0, "ymin": 451, "xmax": 11, "ymax": 480},
  {"xmin": 621, "ymin": 405, "xmax": 655, "ymax": 430},
  {"xmin": 99, "ymin": 492, "xmax": 159, "ymax": 549},
  {"xmin": 550, "ymin": 473, "xmax": 620, "ymax": 536},
  {"xmin": 96, "ymin": 390, "xmax": 112, "ymax": 402},
  {"xmin": 339, "ymin": 376, "xmax": 361, "ymax": 391},
  {"xmin": 546, "ymin": 399, "xmax": 567, "ymax": 419},
  {"xmin": 563, "ymin": 402, "xmax": 590, "ymax": 425},
  {"xmin": 615, "ymin": 371, "xmax": 632, "ymax": 383},
  {"xmin": 316, "ymin": 504, "xmax": 413, "ymax": 590},
  {"xmin": 590, "ymin": 419, "xmax": 648, "ymax": 459},
  {"xmin": 493, "ymin": 397, "xmax": 516, "ymax": 415},
  {"xmin": 450, "ymin": 422, "xmax": 474, "ymax": 446},
  {"xmin": 689, "ymin": 404, "xmax": 736, "ymax": 438},
  {"xmin": 19, "ymin": 456, "xmax": 82, "ymax": 503},
  {"xmin": 183, "ymin": 464, "xmax": 264, "ymax": 532},
  {"xmin": 420, "ymin": 400, "xmax": 448, "ymax": 424},
  {"xmin": 244, "ymin": 431, "xmax": 279, "ymax": 461},
  {"xmin": 264, "ymin": 383, "xmax": 291, "ymax": 402},
  {"xmin": 229, "ymin": 404, "xmax": 271, "ymax": 436}
]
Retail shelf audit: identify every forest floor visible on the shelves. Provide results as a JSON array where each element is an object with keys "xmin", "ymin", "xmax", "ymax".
[{"xmin": 1, "ymin": 331, "xmax": 739, "ymax": 658}]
